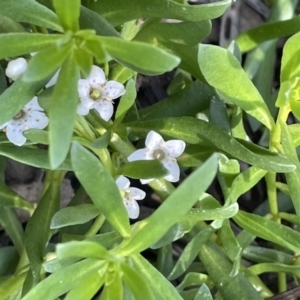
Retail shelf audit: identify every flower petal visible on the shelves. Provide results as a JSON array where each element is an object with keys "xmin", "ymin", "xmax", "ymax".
[
  {"xmin": 140, "ymin": 178, "xmax": 155, "ymax": 185},
  {"xmin": 116, "ymin": 175, "xmax": 130, "ymax": 190},
  {"xmin": 45, "ymin": 69, "xmax": 60, "ymax": 88},
  {"xmin": 24, "ymin": 96, "xmax": 43, "ymax": 112},
  {"xmin": 127, "ymin": 149, "xmax": 151, "ymax": 162},
  {"xmin": 78, "ymin": 79, "xmax": 90, "ymax": 98},
  {"xmin": 145, "ymin": 131, "xmax": 164, "ymax": 150},
  {"xmin": 93, "ymin": 100, "xmax": 114, "ymax": 121},
  {"xmin": 6, "ymin": 122, "xmax": 26, "ymax": 146},
  {"xmin": 164, "ymin": 140, "xmax": 186, "ymax": 158},
  {"xmin": 24, "ymin": 111, "xmax": 49, "ymax": 129},
  {"xmin": 124, "ymin": 199, "xmax": 140, "ymax": 219},
  {"xmin": 5, "ymin": 58, "xmax": 28, "ymax": 81},
  {"xmin": 0, "ymin": 122, "xmax": 8, "ymax": 130},
  {"xmin": 77, "ymin": 102, "xmax": 90, "ymax": 116},
  {"xmin": 129, "ymin": 187, "xmax": 146, "ymax": 200},
  {"xmin": 88, "ymin": 65, "xmax": 106, "ymax": 88},
  {"xmin": 103, "ymin": 81, "xmax": 125, "ymax": 100},
  {"xmin": 163, "ymin": 159, "xmax": 180, "ymax": 182}
]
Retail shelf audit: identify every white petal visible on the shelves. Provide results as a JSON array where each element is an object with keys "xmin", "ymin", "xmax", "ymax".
[
  {"xmin": 24, "ymin": 96, "xmax": 43, "ymax": 112},
  {"xmin": 163, "ymin": 159, "xmax": 180, "ymax": 182},
  {"xmin": 0, "ymin": 122, "xmax": 8, "ymax": 130},
  {"xmin": 78, "ymin": 79, "xmax": 90, "ymax": 98},
  {"xmin": 24, "ymin": 111, "xmax": 49, "ymax": 129},
  {"xmin": 88, "ymin": 65, "xmax": 106, "ymax": 88},
  {"xmin": 45, "ymin": 69, "xmax": 60, "ymax": 88},
  {"xmin": 116, "ymin": 176, "xmax": 130, "ymax": 190},
  {"xmin": 145, "ymin": 131, "xmax": 164, "ymax": 150},
  {"xmin": 127, "ymin": 149, "xmax": 151, "ymax": 162},
  {"xmin": 140, "ymin": 178, "xmax": 155, "ymax": 185},
  {"xmin": 129, "ymin": 187, "xmax": 146, "ymax": 200},
  {"xmin": 164, "ymin": 140, "xmax": 186, "ymax": 158},
  {"xmin": 103, "ymin": 81, "xmax": 126, "ymax": 100},
  {"xmin": 93, "ymin": 100, "xmax": 114, "ymax": 121},
  {"xmin": 124, "ymin": 199, "xmax": 140, "ymax": 219},
  {"xmin": 77, "ymin": 102, "xmax": 90, "ymax": 116},
  {"xmin": 5, "ymin": 58, "xmax": 28, "ymax": 81},
  {"xmin": 6, "ymin": 122, "xmax": 26, "ymax": 146}
]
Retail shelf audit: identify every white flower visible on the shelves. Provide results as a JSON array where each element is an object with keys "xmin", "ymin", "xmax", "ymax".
[
  {"xmin": 5, "ymin": 58, "xmax": 28, "ymax": 81},
  {"xmin": 127, "ymin": 131, "xmax": 186, "ymax": 184},
  {"xmin": 0, "ymin": 97, "xmax": 49, "ymax": 146},
  {"xmin": 77, "ymin": 65, "xmax": 125, "ymax": 121},
  {"xmin": 45, "ymin": 69, "xmax": 59, "ymax": 88},
  {"xmin": 116, "ymin": 176, "xmax": 145, "ymax": 219}
]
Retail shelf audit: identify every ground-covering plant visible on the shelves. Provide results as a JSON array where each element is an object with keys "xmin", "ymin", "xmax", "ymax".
[{"xmin": 1, "ymin": 0, "xmax": 300, "ymax": 299}]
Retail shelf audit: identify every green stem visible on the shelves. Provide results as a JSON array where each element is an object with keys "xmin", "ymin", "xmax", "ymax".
[{"xmin": 84, "ymin": 214, "xmax": 106, "ymax": 238}]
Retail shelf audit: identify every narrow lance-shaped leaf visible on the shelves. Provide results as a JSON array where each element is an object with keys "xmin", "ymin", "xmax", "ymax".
[
  {"xmin": 198, "ymin": 44, "xmax": 274, "ymax": 129},
  {"xmin": 49, "ymin": 54, "xmax": 79, "ymax": 169},
  {"xmin": 0, "ymin": 0, "xmax": 62, "ymax": 31},
  {"xmin": 71, "ymin": 142, "xmax": 131, "ymax": 237},
  {"xmin": 120, "ymin": 154, "xmax": 218, "ymax": 255},
  {"xmin": 53, "ymin": 0, "xmax": 80, "ymax": 32}
]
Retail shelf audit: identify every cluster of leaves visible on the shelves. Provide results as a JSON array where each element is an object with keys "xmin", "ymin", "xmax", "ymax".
[{"xmin": 1, "ymin": 0, "xmax": 300, "ymax": 299}]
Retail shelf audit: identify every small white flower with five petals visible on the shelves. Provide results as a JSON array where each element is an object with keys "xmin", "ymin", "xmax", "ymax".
[
  {"xmin": 77, "ymin": 65, "xmax": 125, "ymax": 121},
  {"xmin": 0, "ymin": 97, "xmax": 49, "ymax": 146},
  {"xmin": 116, "ymin": 176, "xmax": 145, "ymax": 219},
  {"xmin": 127, "ymin": 131, "xmax": 186, "ymax": 184}
]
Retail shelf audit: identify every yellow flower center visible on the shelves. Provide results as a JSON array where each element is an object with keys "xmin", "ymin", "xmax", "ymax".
[
  {"xmin": 153, "ymin": 149, "xmax": 165, "ymax": 160},
  {"xmin": 13, "ymin": 110, "xmax": 24, "ymax": 119},
  {"xmin": 89, "ymin": 88, "xmax": 101, "ymax": 100}
]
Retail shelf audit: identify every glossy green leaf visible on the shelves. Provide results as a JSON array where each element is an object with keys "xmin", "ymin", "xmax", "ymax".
[
  {"xmin": 0, "ymin": 207, "xmax": 24, "ymax": 255},
  {"xmin": 0, "ymin": 145, "xmax": 72, "ymax": 170},
  {"xmin": 22, "ymin": 259, "xmax": 105, "ymax": 300},
  {"xmin": 279, "ymin": 212, "xmax": 300, "ymax": 227},
  {"xmin": 24, "ymin": 171, "xmax": 63, "ymax": 286},
  {"xmin": 65, "ymin": 273, "xmax": 103, "ymax": 300},
  {"xmin": 194, "ymin": 284, "xmax": 213, "ymax": 300},
  {"xmin": 280, "ymin": 31, "xmax": 300, "ymax": 82},
  {"xmin": 0, "ymin": 246, "xmax": 19, "ymax": 276},
  {"xmin": 0, "ymin": 272, "xmax": 26, "ymax": 299},
  {"xmin": 87, "ymin": 231, "xmax": 122, "ymax": 250},
  {"xmin": 236, "ymin": 16, "xmax": 300, "ymax": 53},
  {"xmin": 51, "ymin": 204, "xmax": 100, "ymax": 229},
  {"xmin": 24, "ymin": 129, "xmax": 49, "ymax": 145},
  {"xmin": 209, "ymin": 96, "xmax": 230, "ymax": 133},
  {"xmin": 56, "ymin": 241, "xmax": 109, "ymax": 260},
  {"xmin": 115, "ymin": 79, "xmax": 137, "ymax": 124},
  {"xmin": 71, "ymin": 142, "xmax": 131, "ymax": 237},
  {"xmin": 110, "ymin": 65, "xmax": 136, "ymax": 84},
  {"xmin": 74, "ymin": 48, "xmax": 93, "ymax": 77},
  {"xmin": 53, "ymin": 0, "xmax": 80, "ymax": 32},
  {"xmin": 234, "ymin": 211, "xmax": 300, "ymax": 254},
  {"xmin": 122, "ymin": 117, "xmax": 295, "ymax": 173},
  {"xmin": 168, "ymin": 226, "xmax": 215, "ymax": 280},
  {"xmin": 176, "ymin": 273, "xmax": 213, "ymax": 293},
  {"xmin": 130, "ymin": 254, "xmax": 182, "ymax": 300},
  {"xmin": 0, "ymin": 0, "xmax": 62, "ymax": 31},
  {"xmin": 117, "ymin": 160, "xmax": 169, "ymax": 179},
  {"xmin": 245, "ymin": 263, "xmax": 300, "ymax": 278},
  {"xmin": 156, "ymin": 244, "xmax": 173, "ymax": 277},
  {"xmin": 49, "ymin": 54, "xmax": 79, "ymax": 169},
  {"xmin": 90, "ymin": 0, "xmax": 231, "ymax": 26},
  {"xmin": 23, "ymin": 43, "xmax": 71, "ymax": 82},
  {"xmin": 199, "ymin": 241, "xmax": 263, "ymax": 300},
  {"xmin": 100, "ymin": 36, "xmax": 180, "ymax": 75},
  {"xmin": 92, "ymin": 130, "xmax": 112, "ymax": 149},
  {"xmin": 0, "ymin": 14, "xmax": 25, "ymax": 33},
  {"xmin": 198, "ymin": 44, "xmax": 274, "ymax": 129},
  {"xmin": 120, "ymin": 154, "xmax": 218, "ymax": 255}
]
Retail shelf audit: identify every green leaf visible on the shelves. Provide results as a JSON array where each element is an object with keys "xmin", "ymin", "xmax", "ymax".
[
  {"xmin": 100, "ymin": 36, "xmax": 180, "ymax": 75},
  {"xmin": 199, "ymin": 241, "xmax": 263, "ymax": 300},
  {"xmin": 117, "ymin": 160, "xmax": 169, "ymax": 179},
  {"xmin": 0, "ymin": 246, "xmax": 19, "ymax": 276},
  {"xmin": 49, "ymin": 54, "xmax": 79, "ymax": 169},
  {"xmin": 122, "ymin": 117, "xmax": 295, "ymax": 173},
  {"xmin": 24, "ymin": 129, "xmax": 49, "ymax": 145},
  {"xmin": 245, "ymin": 263, "xmax": 300, "ymax": 278},
  {"xmin": 195, "ymin": 284, "xmax": 214, "ymax": 300},
  {"xmin": 236, "ymin": 16, "xmax": 300, "ymax": 53},
  {"xmin": 90, "ymin": 0, "xmax": 231, "ymax": 26},
  {"xmin": 23, "ymin": 43, "xmax": 71, "ymax": 82},
  {"xmin": 0, "ymin": 272, "xmax": 26, "ymax": 299},
  {"xmin": 0, "ymin": 145, "xmax": 72, "ymax": 170},
  {"xmin": 0, "ymin": 14, "xmax": 25, "ymax": 33},
  {"xmin": 21, "ymin": 259, "xmax": 105, "ymax": 300},
  {"xmin": 71, "ymin": 142, "xmax": 131, "ymax": 237},
  {"xmin": 0, "ymin": 0, "xmax": 62, "ymax": 31},
  {"xmin": 0, "ymin": 65, "xmax": 6, "ymax": 95},
  {"xmin": 0, "ymin": 33, "xmax": 64, "ymax": 61},
  {"xmin": 280, "ymin": 31, "xmax": 300, "ymax": 82},
  {"xmin": 168, "ymin": 226, "xmax": 215, "ymax": 280},
  {"xmin": 73, "ymin": 48, "xmax": 93, "ymax": 77},
  {"xmin": 120, "ymin": 154, "xmax": 218, "ymax": 255},
  {"xmin": 24, "ymin": 171, "xmax": 63, "ymax": 286},
  {"xmin": 115, "ymin": 79, "xmax": 137, "ymax": 124},
  {"xmin": 121, "ymin": 262, "xmax": 155, "ymax": 300},
  {"xmin": 56, "ymin": 241, "xmax": 109, "ymax": 260},
  {"xmin": 53, "ymin": 0, "xmax": 80, "ymax": 32},
  {"xmin": 130, "ymin": 254, "xmax": 182, "ymax": 300},
  {"xmin": 234, "ymin": 211, "xmax": 300, "ymax": 254},
  {"xmin": 92, "ymin": 130, "xmax": 112, "ymax": 149},
  {"xmin": 198, "ymin": 44, "xmax": 274, "ymax": 129},
  {"xmin": 51, "ymin": 204, "xmax": 100, "ymax": 229}
]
